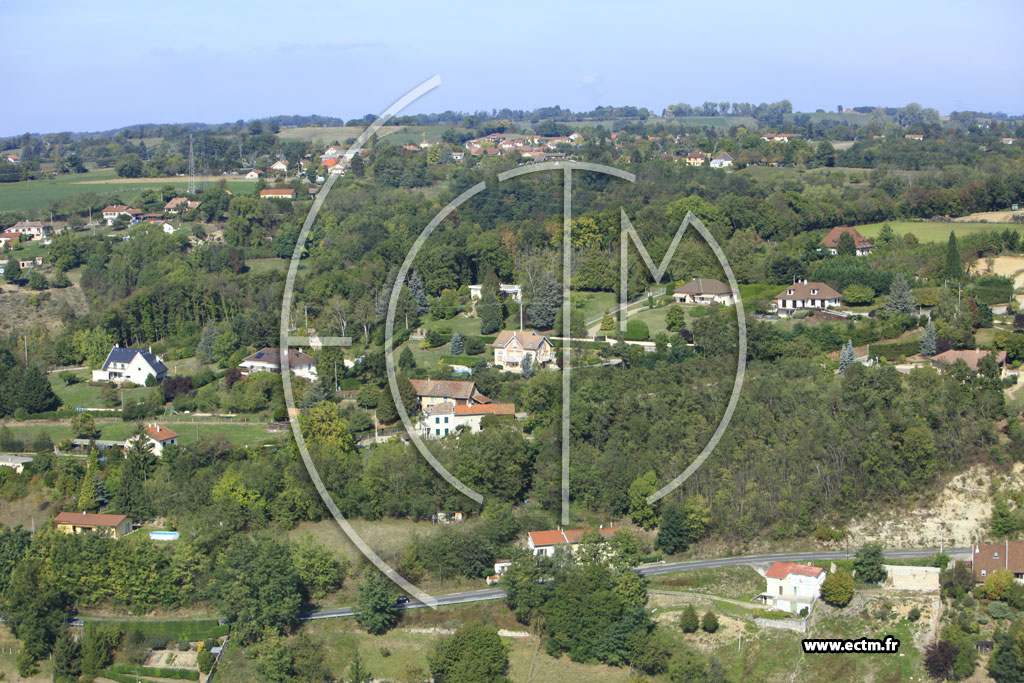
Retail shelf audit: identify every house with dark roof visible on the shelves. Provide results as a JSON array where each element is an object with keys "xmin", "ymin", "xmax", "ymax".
[
  {"xmin": 491, "ymin": 330, "xmax": 555, "ymax": 373},
  {"xmin": 125, "ymin": 423, "xmax": 179, "ymax": 456},
  {"xmin": 758, "ymin": 561, "xmax": 826, "ymax": 614},
  {"xmin": 772, "ymin": 280, "xmax": 841, "ymax": 314},
  {"xmin": 710, "ymin": 151, "xmax": 734, "ymax": 169},
  {"xmin": 819, "ymin": 226, "xmax": 874, "ymax": 256},
  {"xmin": 54, "ymin": 511, "xmax": 133, "ymax": 539},
  {"xmin": 408, "ymin": 379, "xmax": 490, "ymax": 408},
  {"xmin": 673, "ymin": 278, "xmax": 735, "ymax": 306},
  {"xmin": 239, "ymin": 347, "xmax": 318, "ymax": 381},
  {"xmin": 91, "ymin": 345, "xmax": 167, "ymax": 385},
  {"xmin": 973, "ymin": 541, "xmax": 1024, "ymax": 582}
]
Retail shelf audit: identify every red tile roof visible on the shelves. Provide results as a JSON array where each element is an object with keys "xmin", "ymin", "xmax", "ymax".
[
  {"xmin": 145, "ymin": 424, "xmax": 178, "ymax": 442},
  {"xmin": 409, "ymin": 379, "xmax": 485, "ymax": 402},
  {"xmin": 528, "ymin": 526, "xmax": 620, "ymax": 547},
  {"xmin": 974, "ymin": 541, "xmax": 1024, "ymax": 580},
  {"xmin": 765, "ymin": 561, "xmax": 824, "ymax": 579},
  {"xmin": 54, "ymin": 511, "xmax": 130, "ymax": 528},
  {"xmin": 820, "ymin": 226, "xmax": 873, "ymax": 249},
  {"xmin": 260, "ymin": 189, "xmax": 296, "ymax": 197},
  {"xmin": 931, "ymin": 349, "xmax": 1006, "ymax": 372},
  {"xmin": 454, "ymin": 403, "xmax": 516, "ymax": 416}
]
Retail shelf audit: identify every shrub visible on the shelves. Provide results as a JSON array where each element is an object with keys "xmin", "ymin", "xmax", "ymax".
[
  {"xmin": 465, "ymin": 336, "xmax": 485, "ymax": 355},
  {"xmin": 679, "ymin": 605, "xmax": 699, "ymax": 633},
  {"xmin": 821, "ymin": 569, "xmax": 854, "ymax": 607},
  {"xmin": 625, "ymin": 319, "xmax": 650, "ymax": 341},
  {"xmin": 198, "ymin": 649, "xmax": 215, "ymax": 674},
  {"xmin": 701, "ymin": 611, "xmax": 719, "ymax": 633},
  {"xmin": 908, "ymin": 607, "xmax": 922, "ymax": 622},
  {"xmin": 988, "ymin": 601, "xmax": 1012, "ymax": 620}
]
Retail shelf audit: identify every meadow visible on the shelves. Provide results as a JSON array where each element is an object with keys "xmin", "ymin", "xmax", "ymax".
[
  {"xmin": 857, "ymin": 220, "xmax": 1024, "ymax": 243},
  {"xmin": 0, "ymin": 168, "xmax": 257, "ymax": 211}
]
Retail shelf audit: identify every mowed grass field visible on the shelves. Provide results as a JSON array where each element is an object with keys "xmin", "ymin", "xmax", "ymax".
[
  {"xmin": 3, "ymin": 420, "xmax": 280, "ymax": 449},
  {"xmin": 857, "ymin": 220, "xmax": 1024, "ymax": 243},
  {"xmin": 0, "ymin": 168, "xmax": 257, "ymax": 211}
]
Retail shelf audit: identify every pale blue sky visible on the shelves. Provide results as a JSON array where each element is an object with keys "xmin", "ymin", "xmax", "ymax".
[{"xmin": 1, "ymin": 0, "xmax": 1021, "ymax": 136}]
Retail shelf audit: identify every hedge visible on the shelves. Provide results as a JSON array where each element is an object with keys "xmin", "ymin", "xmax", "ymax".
[
  {"xmin": 25, "ymin": 409, "xmax": 120, "ymax": 420},
  {"xmin": 108, "ymin": 665, "xmax": 200, "ymax": 680},
  {"xmin": 868, "ymin": 340, "xmax": 920, "ymax": 359},
  {"xmin": 86, "ymin": 619, "xmax": 227, "ymax": 643}
]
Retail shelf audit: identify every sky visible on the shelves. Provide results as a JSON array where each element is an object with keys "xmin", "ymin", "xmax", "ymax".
[{"xmin": 1, "ymin": 0, "xmax": 1022, "ymax": 137}]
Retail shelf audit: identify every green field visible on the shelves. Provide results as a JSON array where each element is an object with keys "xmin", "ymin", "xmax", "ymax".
[
  {"xmin": 275, "ymin": 125, "xmax": 403, "ymax": 145},
  {"xmin": 3, "ymin": 420, "xmax": 280, "ymax": 449},
  {"xmin": 858, "ymin": 220, "xmax": 1024, "ymax": 243},
  {"xmin": 0, "ymin": 168, "xmax": 257, "ymax": 211}
]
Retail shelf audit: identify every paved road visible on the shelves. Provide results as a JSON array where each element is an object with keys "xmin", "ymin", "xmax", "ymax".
[{"xmin": 301, "ymin": 547, "xmax": 970, "ymax": 621}]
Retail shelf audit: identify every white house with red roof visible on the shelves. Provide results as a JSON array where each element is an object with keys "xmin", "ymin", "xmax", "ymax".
[
  {"xmin": 527, "ymin": 526, "xmax": 621, "ymax": 557},
  {"xmin": 819, "ymin": 226, "xmax": 874, "ymax": 256},
  {"xmin": 418, "ymin": 401, "xmax": 516, "ymax": 438},
  {"xmin": 773, "ymin": 280, "xmax": 842, "ymax": 314},
  {"xmin": 124, "ymin": 423, "xmax": 179, "ymax": 456},
  {"xmin": 101, "ymin": 205, "xmax": 142, "ymax": 226},
  {"xmin": 759, "ymin": 561, "xmax": 826, "ymax": 614}
]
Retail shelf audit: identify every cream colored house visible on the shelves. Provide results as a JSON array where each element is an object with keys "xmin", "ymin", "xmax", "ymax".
[
  {"xmin": 492, "ymin": 330, "xmax": 555, "ymax": 373},
  {"xmin": 54, "ymin": 512, "xmax": 133, "ymax": 539},
  {"xmin": 527, "ymin": 527, "xmax": 621, "ymax": 557},
  {"xmin": 673, "ymin": 278, "xmax": 735, "ymax": 305},
  {"xmin": 759, "ymin": 561, "xmax": 826, "ymax": 614}
]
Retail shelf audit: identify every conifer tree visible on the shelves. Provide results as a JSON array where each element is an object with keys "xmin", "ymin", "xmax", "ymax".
[
  {"xmin": 884, "ymin": 273, "xmax": 916, "ymax": 314},
  {"xmin": 920, "ymin": 319, "xmax": 937, "ymax": 357},
  {"xmin": 408, "ymin": 270, "xmax": 429, "ymax": 315},
  {"xmin": 450, "ymin": 332, "xmax": 465, "ymax": 355},
  {"xmin": 945, "ymin": 231, "xmax": 963, "ymax": 282}
]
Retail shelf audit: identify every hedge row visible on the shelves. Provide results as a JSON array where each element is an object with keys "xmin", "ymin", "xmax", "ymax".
[
  {"xmin": 85, "ymin": 619, "xmax": 228, "ymax": 643},
  {"xmin": 108, "ymin": 665, "xmax": 200, "ymax": 680},
  {"xmin": 868, "ymin": 340, "xmax": 920, "ymax": 359}
]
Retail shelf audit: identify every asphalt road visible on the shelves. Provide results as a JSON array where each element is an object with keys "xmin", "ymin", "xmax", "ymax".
[{"xmin": 300, "ymin": 546, "xmax": 970, "ymax": 621}]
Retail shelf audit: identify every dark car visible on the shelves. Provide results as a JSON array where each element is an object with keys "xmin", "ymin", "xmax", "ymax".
[{"xmin": 395, "ymin": 596, "xmax": 409, "ymax": 605}]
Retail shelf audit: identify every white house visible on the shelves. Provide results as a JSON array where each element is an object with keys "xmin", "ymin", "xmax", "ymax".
[
  {"xmin": 323, "ymin": 145, "xmax": 345, "ymax": 158},
  {"xmin": 710, "ymin": 152, "xmax": 733, "ymax": 168},
  {"xmin": 673, "ymin": 278, "xmax": 735, "ymax": 305},
  {"xmin": 527, "ymin": 527, "xmax": 620, "ymax": 557},
  {"xmin": 124, "ymin": 423, "xmax": 179, "ymax": 456},
  {"xmin": 469, "ymin": 283, "xmax": 522, "ymax": 302},
  {"xmin": 7, "ymin": 221, "xmax": 50, "ymax": 240},
  {"xmin": 269, "ymin": 159, "xmax": 288, "ymax": 173},
  {"xmin": 239, "ymin": 347, "xmax": 318, "ymax": 381},
  {"xmin": 418, "ymin": 401, "xmax": 516, "ymax": 438},
  {"xmin": 245, "ymin": 170, "xmax": 263, "ymax": 180},
  {"xmin": 0, "ymin": 455, "xmax": 33, "ymax": 474},
  {"xmin": 773, "ymin": 280, "xmax": 841, "ymax": 313},
  {"xmin": 101, "ymin": 205, "xmax": 142, "ymax": 226},
  {"xmin": 759, "ymin": 561, "xmax": 826, "ymax": 614},
  {"xmin": 92, "ymin": 345, "xmax": 168, "ymax": 385},
  {"xmin": 491, "ymin": 330, "xmax": 555, "ymax": 373}
]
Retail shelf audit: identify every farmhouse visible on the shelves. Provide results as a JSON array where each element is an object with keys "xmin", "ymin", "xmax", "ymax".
[
  {"xmin": 819, "ymin": 226, "xmax": 874, "ymax": 256},
  {"xmin": 163, "ymin": 197, "xmax": 200, "ymax": 214},
  {"xmin": 527, "ymin": 526, "xmax": 621, "ymax": 557},
  {"xmin": 673, "ymin": 278, "xmax": 735, "ymax": 305},
  {"xmin": 772, "ymin": 280, "xmax": 841, "ymax": 313},
  {"xmin": 323, "ymin": 145, "xmax": 345, "ymax": 158},
  {"xmin": 269, "ymin": 159, "xmax": 289, "ymax": 172},
  {"xmin": 409, "ymin": 379, "xmax": 491, "ymax": 408},
  {"xmin": 709, "ymin": 152, "xmax": 733, "ymax": 169},
  {"xmin": 491, "ymin": 330, "xmax": 555, "ymax": 373},
  {"xmin": 259, "ymin": 188, "xmax": 296, "ymax": 200},
  {"xmin": 972, "ymin": 541, "xmax": 1024, "ymax": 581},
  {"xmin": 101, "ymin": 205, "xmax": 142, "ymax": 226},
  {"xmin": 239, "ymin": 347, "xmax": 318, "ymax": 381},
  {"xmin": 684, "ymin": 151, "xmax": 706, "ymax": 167},
  {"xmin": 930, "ymin": 349, "xmax": 1007, "ymax": 376},
  {"xmin": 7, "ymin": 220, "xmax": 50, "ymax": 240},
  {"xmin": 54, "ymin": 512, "xmax": 133, "ymax": 539},
  {"xmin": 0, "ymin": 231, "xmax": 20, "ymax": 248},
  {"xmin": 905, "ymin": 134, "xmax": 924, "ymax": 141},
  {"xmin": 125, "ymin": 423, "xmax": 179, "ymax": 456},
  {"xmin": 5, "ymin": 154, "xmax": 18, "ymax": 163},
  {"xmin": 468, "ymin": 283, "xmax": 522, "ymax": 302},
  {"xmin": 245, "ymin": 170, "xmax": 263, "ymax": 179},
  {"xmin": 419, "ymin": 402, "xmax": 517, "ymax": 439},
  {"xmin": 321, "ymin": 157, "xmax": 340, "ymax": 170},
  {"xmin": 91, "ymin": 345, "xmax": 168, "ymax": 385},
  {"xmin": 758, "ymin": 561, "xmax": 826, "ymax": 614}
]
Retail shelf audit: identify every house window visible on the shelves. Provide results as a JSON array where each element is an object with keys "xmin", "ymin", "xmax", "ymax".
[
  {"xmin": 435, "ymin": 417, "xmax": 441, "ymax": 424},
  {"xmin": 445, "ymin": 417, "xmax": 449, "ymax": 424},
  {"xmin": 982, "ymin": 570, "xmax": 987, "ymax": 577},
  {"xmin": 778, "ymin": 586, "xmax": 782, "ymax": 595},
  {"xmin": 995, "ymin": 552, "xmax": 1000, "ymax": 558}
]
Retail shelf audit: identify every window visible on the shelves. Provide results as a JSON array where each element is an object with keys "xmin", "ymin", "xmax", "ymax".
[
  {"xmin": 995, "ymin": 552, "xmax": 1000, "ymax": 558},
  {"xmin": 436, "ymin": 417, "xmax": 441, "ymax": 424},
  {"xmin": 982, "ymin": 570, "xmax": 987, "ymax": 577},
  {"xmin": 435, "ymin": 429, "xmax": 440, "ymax": 436},
  {"xmin": 445, "ymin": 417, "xmax": 449, "ymax": 424}
]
